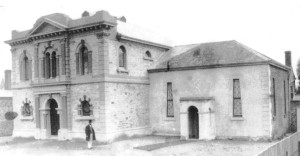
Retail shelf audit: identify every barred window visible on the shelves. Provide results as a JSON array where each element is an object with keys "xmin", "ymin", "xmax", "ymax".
[
  {"xmin": 233, "ymin": 79, "xmax": 242, "ymax": 117},
  {"xmin": 167, "ymin": 82, "xmax": 174, "ymax": 117}
]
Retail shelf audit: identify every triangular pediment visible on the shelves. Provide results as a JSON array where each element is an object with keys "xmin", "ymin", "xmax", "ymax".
[{"xmin": 30, "ymin": 21, "xmax": 64, "ymax": 36}]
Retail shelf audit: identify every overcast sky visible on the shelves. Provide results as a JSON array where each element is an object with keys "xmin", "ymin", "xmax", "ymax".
[{"xmin": 0, "ymin": 0, "xmax": 299, "ymax": 81}]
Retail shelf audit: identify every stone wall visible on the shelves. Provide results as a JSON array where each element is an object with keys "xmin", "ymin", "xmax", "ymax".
[
  {"xmin": 69, "ymin": 83, "xmax": 105, "ymax": 138},
  {"xmin": 105, "ymin": 82, "xmax": 150, "ymax": 140},
  {"xmin": 108, "ymin": 40, "xmax": 167, "ymax": 77},
  {"xmin": 12, "ymin": 88, "xmax": 35, "ymax": 137},
  {"xmin": 0, "ymin": 97, "xmax": 13, "ymax": 136},
  {"xmin": 149, "ymin": 65, "xmax": 272, "ymax": 139},
  {"xmin": 270, "ymin": 65, "xmax": 290, "ymax": 139}
]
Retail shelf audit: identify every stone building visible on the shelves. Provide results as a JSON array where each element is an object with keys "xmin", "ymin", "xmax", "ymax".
[
  {"xmin": 0, "ymin": 70, "xmax": 13, "ymax": 136},
  {"xmin": 5, "ymin": 10, "xmax": 295, "ymax": 141}
]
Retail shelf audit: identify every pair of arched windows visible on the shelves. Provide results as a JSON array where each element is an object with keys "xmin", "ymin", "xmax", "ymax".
[
  {"xmin": 76, "ymin": 40, "xmax": 92, "ymax": 75},
  {"xmin": 44, "ymin": 51, "xmax": 57, "ymax": 79},
  {"xmin": 20, "ymin": 51, "xmax": 31, "ymax": 81}
]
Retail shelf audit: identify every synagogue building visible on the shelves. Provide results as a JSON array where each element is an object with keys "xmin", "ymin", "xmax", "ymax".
[{"xmin": 5, "ymin": 10, "xmax": 295, "ymax": 141}]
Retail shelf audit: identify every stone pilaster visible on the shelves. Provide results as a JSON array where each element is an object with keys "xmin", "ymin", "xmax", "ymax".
[
  {"xmin": 34, "ymin": 43, "xmax": 39, "ymax": 78},
  {"xmin": 61, "ymin": 93, "xmax": 68, "ymax": 129},
  {"xmin": 60, "ymin": 39, "xmax": 66, "ymax": 75},
  {"xmin": 34, "ymin": 95, "xmax": 41, "ymax": 128},
  {"xmin": 65, "ymin": 35, "xmax": 70, "ymax": 79}
]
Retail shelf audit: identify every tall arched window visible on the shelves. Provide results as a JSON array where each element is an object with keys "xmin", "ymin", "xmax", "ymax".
[
  {"xmin": 119, "ymin": 46, "xmax": 126, "ymax": 68},
  {"xmin": 51, "ymin": 52, "xmax": 56, "ymax": 78},
  {"xmin": 45, "ymin": 52, "xmax": 51, "ymax": 79},
  {"xmin": 24, "ymin": 56, "xmax": 29, "ymax": 80},
  {"xmin": 76, "ymin": 40, "xmax": 92, "ymax": 75},
  {"xmin": 20, "ymin": 51, "xmax": 31, "ymax": 81}
]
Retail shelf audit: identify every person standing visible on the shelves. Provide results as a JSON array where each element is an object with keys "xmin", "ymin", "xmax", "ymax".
[{"xmin": 85, "ymin": 120, "xmax": 96, "ymax": 149}]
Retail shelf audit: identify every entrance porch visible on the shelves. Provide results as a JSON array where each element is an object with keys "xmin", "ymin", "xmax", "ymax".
[{"xmin": 179, "ymin": 97, "xmax": 216, "ymax": 140}]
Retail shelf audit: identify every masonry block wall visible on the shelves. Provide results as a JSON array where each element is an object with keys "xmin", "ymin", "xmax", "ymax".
[
  {"xmin": 12, "ymin": 89, "xmax": 35, "ymax": 137},
  {"xmin": 0, "ymin": 97, "xmax": 13, "ymax": 136},
  {"xmin": 149, "ymin": 65, "xmax": 272, "ymax": 139}
]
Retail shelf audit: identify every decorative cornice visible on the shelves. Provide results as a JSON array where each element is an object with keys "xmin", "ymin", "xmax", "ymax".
[
  {"xmin": 5, "ymin": 24, "xmax": 114, "ymax": 46},
  {"xmin": 10, "ymin": 48, "xmax": 17, "ymax": 53},
  {"xmin": 96, "ymin": 31, "xmax": 110, "ymax": 39}
]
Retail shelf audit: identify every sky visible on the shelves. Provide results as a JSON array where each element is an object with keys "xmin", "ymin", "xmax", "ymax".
[{"xmin": 0, "ymin": 0, "xmax": 300, "ymax": 82}]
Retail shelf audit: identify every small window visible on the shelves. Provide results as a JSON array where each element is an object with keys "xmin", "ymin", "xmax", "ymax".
[
  {"xmin": 119, "ymin": 46, "xmax": 127, "ymax": 68},
  {"xmin": 233, "ymin": 79, "xmax": 242, "ymax": 117},
  {"xmin": 145, "ymin": 51, "xmax": 151, "ymax": 58}
]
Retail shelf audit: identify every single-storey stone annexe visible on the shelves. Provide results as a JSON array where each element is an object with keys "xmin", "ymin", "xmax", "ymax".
[{"xmin": 5, "ymin": 10, "xmax": 296, "ymax": 141}]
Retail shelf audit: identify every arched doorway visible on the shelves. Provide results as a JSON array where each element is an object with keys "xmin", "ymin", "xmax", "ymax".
[
  {"xmin": 48, "ymin": 99, "xmax": 60, "ymax": 136},
  {"xmin": 188, "ymin": 106, "xmax": 199, "ymax": 139}
]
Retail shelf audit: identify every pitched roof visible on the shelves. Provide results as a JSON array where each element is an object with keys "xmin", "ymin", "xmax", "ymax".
[
  {"xmin": 117, "ymin": 21, "xmax": 173, "ymax": 47},
  {"xmin": 150, "ymin": 40, "xmax": 289, "ymax": 71}
]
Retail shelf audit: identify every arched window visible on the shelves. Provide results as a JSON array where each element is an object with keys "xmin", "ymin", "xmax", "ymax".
[
  {"xmin": 45, "ymin": 52, "xmax": 51, "ymax": 79},
  {"xmin": 20, "ymin": 51, "xmax": 31, "ymax": 81},
  {"xmin": 119, "ymin": 46, "xmax": 126, "ymax": 68},
  {"xmin": 76, "ymin": 40, "xmax": 92, "ymax": 75},
  {"xmin": 44, "ymin": 51, "xmax": 58, "ymax": 79},
  {"xmin": 24, "ymin": 56, "xmax": 29, "ymax": 80},
  {"xmin": 145, "ymin": 51, "xmax": 151, "ymax": 58},
  {"xmin": 51, "ymin": 52, "xmax": 56, "ymax": 78}
]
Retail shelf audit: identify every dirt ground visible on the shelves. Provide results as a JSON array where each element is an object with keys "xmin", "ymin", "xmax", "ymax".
[
  {"xmin": 150, "ymin": 140, "xmax": 275, "ymax": 156},
  {"xmin": 0, "ymin": 136, "xmax": 274, "ymax": 156}
]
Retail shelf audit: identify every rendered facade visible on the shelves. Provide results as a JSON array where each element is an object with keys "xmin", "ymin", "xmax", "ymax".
[{"xmin": 5, "ymin": 10, "xmax": 295, "ymax": 141}]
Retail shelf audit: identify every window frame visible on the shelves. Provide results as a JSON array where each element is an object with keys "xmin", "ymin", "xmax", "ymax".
[
  {"xmin": 233, "ymin": 79, "xmax": 242, "ymax": 117},
  {"xmin": 118, "ymin": 46, "xmax": 127, "ymax": 68},
  {"xmin": 166, "ymin": 82, "xmax": 174, "ymax": 117}
]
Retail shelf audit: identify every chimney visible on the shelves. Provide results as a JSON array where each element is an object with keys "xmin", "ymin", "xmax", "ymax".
[
  {"xmin": 285, "ymin": 51, "xmax": 292, "ymax": 67},
  {"xmin": 82, "ymin": 11, "xmax": 90, "ymax": 17},
  {"xmin": 4, "ymin": 70, "xmax": 11, "ymax": 90}
]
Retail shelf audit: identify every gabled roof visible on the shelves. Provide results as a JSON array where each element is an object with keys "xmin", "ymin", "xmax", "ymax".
[{"xmin": 149, "ymin": 40, "xmax": 290, "ymax": 72}]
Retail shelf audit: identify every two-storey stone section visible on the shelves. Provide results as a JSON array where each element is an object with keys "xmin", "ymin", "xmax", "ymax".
[{"xmin": 5, "ymin": 10, "xmax": 172, "ymax": 141}]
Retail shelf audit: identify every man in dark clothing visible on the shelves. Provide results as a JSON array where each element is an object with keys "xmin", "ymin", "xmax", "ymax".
[{"xmin": 85, "ymin": 120, "xmax": 96, "ymax": 149}]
